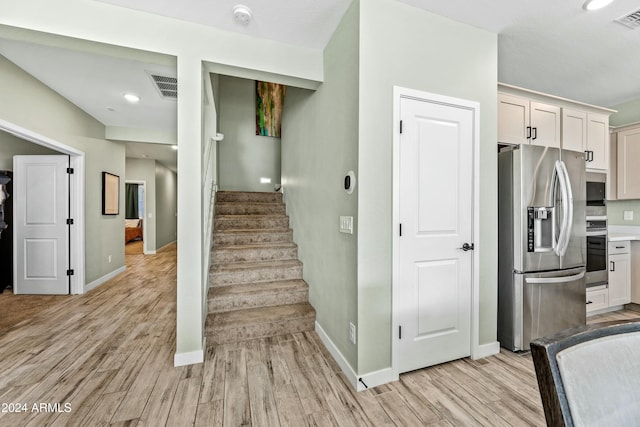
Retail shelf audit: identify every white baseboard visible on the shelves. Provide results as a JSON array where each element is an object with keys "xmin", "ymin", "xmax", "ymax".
[
  {"xmin": 472, "ymin": 341, "xmax": 501, "ymax": 359},
  {"xmin": 315, "ymin": 322, "xmax": 358, "ymax": 389},
  {"xmin": 174, "ymin": 337, "xmax": 206, "ymax": 367},
  {"xmin": 84, "ymin": 266, "xmax": 126, "ymax": 293},
  {"xmin": 314, "ymin": 322, "xmax": 398, "ymax": 392}
]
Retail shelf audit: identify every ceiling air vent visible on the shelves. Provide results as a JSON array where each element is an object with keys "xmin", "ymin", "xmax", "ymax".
[
  {"xmin": 149, "ymin": 73, "xmax": 178, "ymax": 99},
  {"xmin": 615, "ymin": 9, "xmax": 640, "ymax": 29}
]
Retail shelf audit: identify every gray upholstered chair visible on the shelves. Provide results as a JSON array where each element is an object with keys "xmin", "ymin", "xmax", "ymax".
[{"xmin": 530, "ymin": 320, "xmax": 640, "ymax": 426}]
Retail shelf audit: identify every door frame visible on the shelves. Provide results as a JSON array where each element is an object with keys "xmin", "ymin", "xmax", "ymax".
[
  {"xmin": 391, "ymin": 86, "xmax": 481, "ymax": 376},
  {"xmin": 125, "ymin": 180, "xmax": 148, "ymax": 254},
  {"xmin": 0, "ymin": 118, "xmax": 85, "ymax": 294}
]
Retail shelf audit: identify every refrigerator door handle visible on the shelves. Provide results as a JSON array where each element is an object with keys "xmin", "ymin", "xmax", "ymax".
[
  {"xmin": 553, "ymin": 160, "xmax": 571, "ymax": 256},
  {"xmin": 525, "ymin": 271, "xmax": 585, "ymax": 284},
  {"xmin": 559, "ymin": 160, "xmax": 574, "ymax": 256}
]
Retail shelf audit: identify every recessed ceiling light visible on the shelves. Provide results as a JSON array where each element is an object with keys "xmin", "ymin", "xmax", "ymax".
[
  {"xmin": 583, "ymin": 0, "xmax": 614, "ymax": 11},
  {"xmin": 123, "ymin": 93, "xmax": 141, "ymax": 103},
  {"xmin": 171, "ymin": 145, "xmax": 178, "ymax": 150},
  {"xmin": 233, "ymin": 4, "xmax": 252, "ymax": 25}
]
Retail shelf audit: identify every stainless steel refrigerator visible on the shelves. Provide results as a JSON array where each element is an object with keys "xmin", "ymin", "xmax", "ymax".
[{"xmin": 498, "ymin": 145, "xmax": 586, "ymax": 351}]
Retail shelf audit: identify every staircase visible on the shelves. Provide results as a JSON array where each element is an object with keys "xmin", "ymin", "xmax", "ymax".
[{"xmin": 206, "ymin": 191, "xmax": 316, "ymax": 344}]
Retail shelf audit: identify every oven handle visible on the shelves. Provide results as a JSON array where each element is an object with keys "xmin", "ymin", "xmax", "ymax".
[{"xmin": 525, "ymin": 271, "xmax": 585, "ymax": 284}]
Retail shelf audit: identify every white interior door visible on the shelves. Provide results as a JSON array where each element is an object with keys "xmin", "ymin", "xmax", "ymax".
[
  {"xmin": 14, "ymin": 155, "xmax": 69, "ymax": 295},
  {"xmin": 396, "ymin": 95, "xmax": 474, "ymax": 373}
]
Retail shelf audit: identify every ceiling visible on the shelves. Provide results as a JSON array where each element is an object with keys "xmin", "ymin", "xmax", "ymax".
[{"xmin": 1, "ymin": 0, "xmax": 639, "ymax": 171}]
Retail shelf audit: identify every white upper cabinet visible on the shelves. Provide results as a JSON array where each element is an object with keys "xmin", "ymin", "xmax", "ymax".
[
  {"xmin": 562, "ymin": 110, "xmax": 609, "ymax": 171},
  {"xmin": 562, "ymin": 109, "xmax": 587, "ymax": 153},
  {"xmin": 617, "ymin": 126, "xmax": 640, "ymax": 199},
  {"xmin": 586, "ymin": 113, "xmax": 609, "ymax": 171},
  {"xmin": 498, "ymin": 93, "xmax": 560, "ymax": 147}
]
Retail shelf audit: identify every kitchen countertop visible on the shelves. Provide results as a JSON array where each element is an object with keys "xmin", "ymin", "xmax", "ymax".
[{"xmin": 608, "ymin": 225, "xmax": 640, "ymax": 242}]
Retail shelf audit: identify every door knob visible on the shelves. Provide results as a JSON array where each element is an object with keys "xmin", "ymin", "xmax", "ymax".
[{"xmin": 460, "ymin": 243, "xmax": 474, "ymax": 251}]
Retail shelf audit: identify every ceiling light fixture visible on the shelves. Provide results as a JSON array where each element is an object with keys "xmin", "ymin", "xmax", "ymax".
[
  {"xmin": 233, "ymin": 4, "xmax": 252, "ymax": 25},
  {"xmin": 583, "ymin": 0, "xmax": 614, "ymax": 11},
  {"xmin": 123, "ymin": 93, "xmax": 141, "ymax": 103}
]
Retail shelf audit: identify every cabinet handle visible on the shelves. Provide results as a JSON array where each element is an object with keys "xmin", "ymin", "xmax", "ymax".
[
  {"xmin": 589, "ymin": 151, "xmax": 594, "ymax": 162},
  {"xmin": 586, "ymin": 300, "xmax": 593, "ymax": 305},
  {"xmin": 584, "ymin": 150, "xmax": 589, "ymax": 161},
  {"xmin": 610, "ymin": 261, "xmax": 615, "ymax": 272},
  {"xmin": 526, "ymin": 126, "xmax": 532, "ymax": 139},
  {"xmin": 532, "ymin": 127, "xmax": 537, "ymax": 140},
  {"xmin": 616, "ymin": 246, "xmax": 625, "ymax": 249}
]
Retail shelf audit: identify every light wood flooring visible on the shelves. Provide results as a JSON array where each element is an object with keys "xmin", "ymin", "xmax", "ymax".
[{"xmin": 0, "ymin": 247, "xmax": 638, "ymax": 426}]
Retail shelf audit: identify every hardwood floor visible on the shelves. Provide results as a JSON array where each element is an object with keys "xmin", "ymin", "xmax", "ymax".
[{"xmin": 0, "ymin": 248, "xmax": 638, "ymax": 426}]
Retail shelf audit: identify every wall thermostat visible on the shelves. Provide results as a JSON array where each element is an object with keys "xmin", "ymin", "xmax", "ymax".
[{"xmin": 344, "ymin": 170, "xmax": 356, "ymax": 194}]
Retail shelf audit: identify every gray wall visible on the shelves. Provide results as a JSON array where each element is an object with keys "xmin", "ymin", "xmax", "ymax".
[
  {"xmin": 610, "ymin": 98, "xmax": 640, "ymax": 127},
  {"xmin": 356, "ymin": 0, "xmax": 498, "ymax": 373},
  {"xmin": 282, "ymin": 0, "xmax": 360, "ymax": 368},
  {"xmin": 156, "ymin": 162, "xmax": 177, "ymax": 248},
  {"xmin": 0, "ymin": 54, "xmax": 126, "ymax": 284},
  {"xmin": 125, "ymin": 157, "xmax": 157, "ymax": 251},
  {"xmin": 218, "ymin": 75, "xmax": 281, "ymax": 192},
  {"xmin": 0, "ymin": 131, "xmax": 58, "ymax": 169}
]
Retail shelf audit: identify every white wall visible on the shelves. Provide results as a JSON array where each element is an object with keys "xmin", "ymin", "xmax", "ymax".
[
  {"xmin": 218, "ymin": 75, "xmax": 281, "ymax": 192},
  {"xmin": 357, "ymin": 0, "xmax": 498, "ymax": 373}
]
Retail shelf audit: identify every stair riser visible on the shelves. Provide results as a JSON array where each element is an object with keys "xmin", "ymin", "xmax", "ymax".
[
  {"xmin": 212, "ymin": 247, "xmax": 298, "ymax": 264},
  {"xmin": 208, "ymin": 289, "xmax": 308, "ymax": 313},
  {"xmin": 212, "ymin": 231, "xmax": 293, "ymax": 246},
  {"xmin": 216, "ymin": 192, "xmax": 282, "ymax": 204},
  {"xmin": 210, "ymin": 265, "xmax": 303, "ymax": 286},
  {"xmin": 215, "ymin": 204, "xmax": 286, "ymax": 215},
  {"xmin": 215, "ymin": 217, "xmax": 289, "ymax": 230},
  {"xmin": 206, "ymin": 316, "xmax": 315, "ymax": 344}
]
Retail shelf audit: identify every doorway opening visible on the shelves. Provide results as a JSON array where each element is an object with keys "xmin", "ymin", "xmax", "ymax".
[
  {"xmin": 125, "ymin": 180, "xmax": 146, "ymax": 256},
  {"xmin": 0, "ymin": 118, "xmax": 85, "ymax": 295}
]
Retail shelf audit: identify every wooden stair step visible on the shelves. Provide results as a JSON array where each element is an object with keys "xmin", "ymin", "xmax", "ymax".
[
  {"xmin": 206, "ymin": 303, "xmax": 316, "ymax": 344},
  {"xmin": 215, "ymin": 202, "xmax": 286, "ymax": 215},
  {"xmin": 210, "ymin": 259, "xmax": 303, "ymax": 286},
  {"xmin": 213, "ymin": 228, "xmax": 293, "ymax": 246},
  {"xmin": 214, "ymin": 215, "xmax": 289, "ymax": 230},
  {"xmin": 208, "ymin": 279, "xmax": 309, "ymax": 313},
  {"xmin": 216, "ymin": 191, "xmax": 282, "ymax": 204},
  {"xmin": 212, "ymin": 242, "xmax": 298, "ymax": 264}
]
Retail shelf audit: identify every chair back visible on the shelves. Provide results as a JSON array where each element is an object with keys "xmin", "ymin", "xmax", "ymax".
[{"xmin": 530, "ymin": 320, "xmax": 640, "ymax": 427}]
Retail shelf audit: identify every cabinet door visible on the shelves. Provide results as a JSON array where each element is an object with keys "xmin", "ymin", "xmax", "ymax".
[
  {"xmin": 587, "ymin": 113, "xmax": 609, "ymax": 171},
  {"xmin": 498, "ymin": 94, "xmax": 530, "ymax": 145},
  {"xmin": 530, "ymin": 102, "xmax": 561, "ymax": 148},
  {"xmin": 562, "ymin": 109, "xmax": 587, "ymax": 153},
  {"xmin": 609, "ymin": 253, "xmax": 631, "ymax": 306},
  {"xmin": 617, "ymin": 127, "xmax": 640, "ymax": 199}
]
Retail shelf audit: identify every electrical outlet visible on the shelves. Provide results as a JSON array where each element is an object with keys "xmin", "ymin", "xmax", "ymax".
[
  {"xmin": 349, "ymin": 322, "xmax": 357, "ymax": 344},
  {"xmin": 340, "ymin": 216, "xmax": 354, "ymax": 234},
  {"xmin": 624, "ymin": 211, "xmax": 634, "ymax": 221}
]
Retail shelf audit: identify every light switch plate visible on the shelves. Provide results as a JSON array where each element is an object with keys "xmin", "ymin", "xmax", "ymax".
[
  {"xmin": 624, "ymin": 211, "xmax": 634, "ymax": 221},
  {"xmin": 340, "ymin": 216, "xmax": 353, "ymax": 234}
]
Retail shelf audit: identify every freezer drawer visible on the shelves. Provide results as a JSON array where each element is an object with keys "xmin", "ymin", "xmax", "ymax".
[{"xmin": 510, "ymin": 267, "xmax": 586, "ymax": 351}]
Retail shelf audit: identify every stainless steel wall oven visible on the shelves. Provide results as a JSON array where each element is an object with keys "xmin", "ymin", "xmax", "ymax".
[{"xmin": 586, "ymin": 218, "xmax": 607, "ymax": 288}]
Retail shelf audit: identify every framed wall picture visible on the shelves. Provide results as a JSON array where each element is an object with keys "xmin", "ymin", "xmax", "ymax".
[{"xmin": 102, "ymin": 172, "xmax": 120, "ymax": 215}]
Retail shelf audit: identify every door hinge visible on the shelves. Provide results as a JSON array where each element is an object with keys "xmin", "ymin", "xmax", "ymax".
[
  {"xmin": 66, "ymin": 167, "xmax": 74, "ymax": 174},
  {"xmin": 399, "ymin": 325, "xmax": 402, "ymax": 339},
  {"xmin": 66, "ymin": 269, "xmax": 75, "ymax": 276},
  {"xmin": 400, "ymin": 120, "xmax": 403, "ymax": 134},
  {"xmin": 66, "ymin": 218, "xmax": 74, "ymax": 225}
]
